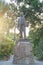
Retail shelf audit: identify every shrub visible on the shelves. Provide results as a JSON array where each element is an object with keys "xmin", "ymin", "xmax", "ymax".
[
  {"xmin": 0, "ymin": 35, "xmax": 15, "ymax": 60},
  {"xmin": 29, "ymin": 25, "xmax": 43, "ymax": 60}
]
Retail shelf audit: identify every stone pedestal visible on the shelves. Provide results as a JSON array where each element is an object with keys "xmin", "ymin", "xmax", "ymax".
[{"xmin": 13, "ymin": 39, "xmax": 34, "ymax": 64}]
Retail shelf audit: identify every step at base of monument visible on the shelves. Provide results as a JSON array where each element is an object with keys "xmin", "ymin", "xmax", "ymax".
[
  {"xmin": 13, "ymin": 58, "xmax": 34, "ymax": 64},
  {"xmin": 13, "ymin": 39, "xmax": 34, "ymax": 64}
]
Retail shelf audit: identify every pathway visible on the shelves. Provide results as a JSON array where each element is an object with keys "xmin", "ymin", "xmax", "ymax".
[{"xmin": 0, "ymin": 55, "xmax": 43, "ymax": 65}]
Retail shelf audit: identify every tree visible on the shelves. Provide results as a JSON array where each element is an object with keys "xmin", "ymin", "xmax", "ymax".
[
  {"xmin": 17, "ymin": 0, "xmax": 43, "ymax": 25},
  {"xmin": 0, "ymin": 0, "xmax": 9, "ymax": 17},
  {"xmin": 0, "ymin": 0, "xmax": 16, "ymax": 36}
]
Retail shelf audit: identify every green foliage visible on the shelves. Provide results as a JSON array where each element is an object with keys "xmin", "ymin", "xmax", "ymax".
[
  {"xmin": 8, "ymin": 33, "xmax": 14, "ymax": 40},
  {"xmin": 16, "ymin": 0, "xmax": 23, "ymax": 3},
  {"xmin": 16, "ymin": 0, "xmax": 43, "ymax": 27},
  {"xmin": 0, "ymin": 0, "xmax": 9, "ymax": 17},
  {"xmin": 0, "ymin": 0, "xmax": 43, "ymax": 60},
  {"xmin": 29, "ymin": 24, "xmax": 43, "ymax": 60},
  {"xmin": 0, "ymin": 34, "xmax": 15, "ymax": 60}
]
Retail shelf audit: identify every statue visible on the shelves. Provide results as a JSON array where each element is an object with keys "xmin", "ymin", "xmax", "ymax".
[
  {"xmin": 17, "ymin": 12, "xmax": 26, "ymax": 38},
  {"xmin": 13, "ymin": 12, "xmax": 34, "ymax": 64}
]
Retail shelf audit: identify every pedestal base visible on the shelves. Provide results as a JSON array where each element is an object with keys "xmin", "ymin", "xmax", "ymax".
[{"xmin": 13, "ymin": 39, "xmax": 34, "ymax": 64}]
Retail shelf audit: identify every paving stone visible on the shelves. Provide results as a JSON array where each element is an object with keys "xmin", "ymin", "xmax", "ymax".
[{"xmin": 0, "ymin": 59, "xmax": 43, "ymax": 65}]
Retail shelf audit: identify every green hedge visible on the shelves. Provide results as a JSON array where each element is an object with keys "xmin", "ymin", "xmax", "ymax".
[
  {"xmin": 0, "ymin": 35, "xmax": 15, "ymax": 60},
  {"xmin": 29, "ymin": 25, "xmax": 43, "ymax": 60},
  {"xmin": 33, "ymin": 39, "xmax": 43, "ymax": 60}
]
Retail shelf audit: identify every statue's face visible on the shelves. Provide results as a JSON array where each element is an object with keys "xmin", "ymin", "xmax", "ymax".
[{"xmin": 20, "ymin": 12, "xmax": 23, "ymax": 16}]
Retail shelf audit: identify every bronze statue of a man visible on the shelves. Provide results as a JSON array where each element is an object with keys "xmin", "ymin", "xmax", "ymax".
[{"xmin": 17, "ymin": 12, "xmax": 26, "ymax": 38}]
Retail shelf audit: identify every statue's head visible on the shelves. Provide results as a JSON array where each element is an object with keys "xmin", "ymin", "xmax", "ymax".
[
  {"xmin": 18, "ymin": 11, "xmax": 24, "ymax": 17},
  {"xmin": 20, "ymin": 12, "xmax": 23, "ymax": 17}
]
